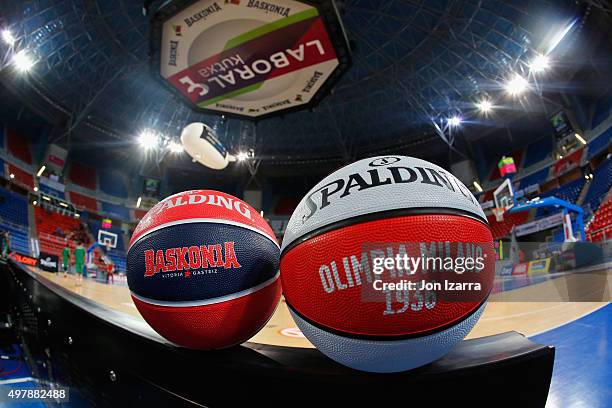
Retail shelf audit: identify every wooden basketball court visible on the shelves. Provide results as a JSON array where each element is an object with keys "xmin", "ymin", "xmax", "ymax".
[{"xmin": 26, "ymin": 265, "xmax": 610, "ymax": 348}]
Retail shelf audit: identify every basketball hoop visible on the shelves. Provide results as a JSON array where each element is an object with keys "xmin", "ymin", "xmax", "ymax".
[{"xmin": 492, "ymin": 208, "xmax": 505, "ymax": 222}]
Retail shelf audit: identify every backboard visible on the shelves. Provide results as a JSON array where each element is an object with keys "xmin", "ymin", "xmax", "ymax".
[{"xmin": 493, "ymin": 178, "xmax": 516, "ymax": 212}]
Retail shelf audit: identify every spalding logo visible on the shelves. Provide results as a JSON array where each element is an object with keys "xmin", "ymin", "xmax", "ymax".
[
  {"xmin": 301, "ymin": 157, "xmax": 476, "ymax": 223},
  {"xmin": 144, "ymin": 242, "xmax": 241, "ymax": 277}
]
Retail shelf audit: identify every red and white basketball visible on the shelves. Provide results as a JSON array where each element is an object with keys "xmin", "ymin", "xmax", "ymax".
[
  {"xmin": 127, "ymin": 190, "xmax": 280, "ymax": 349},
  {"xmin": 280, "ymin": 156, "xmax": 495, "ymax": 372}
]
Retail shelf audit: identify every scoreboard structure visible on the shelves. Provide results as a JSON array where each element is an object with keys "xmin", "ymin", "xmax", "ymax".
[{"xmin": 150, "ymin": 0, "xmax": 351, "ymax": 120}]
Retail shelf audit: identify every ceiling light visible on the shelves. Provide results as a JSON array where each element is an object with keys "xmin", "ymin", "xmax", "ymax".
[
  {"xmin": 506, "ymin": 74, "xmax": 528, "ymax": 96},
  {"xmin": 236, "ymin": 152, "xmax": 248, "ymax": 161},
  {"xmin": 168, "ymin": 141, "xmax": 183, "ymax": 153},
  {"xmin": 530, "ymin": 54, "xmax": 550, "ymax": 73},
  {"xmin": 476, "ymin": 99, "xmax": 492, "ymax": 113},
  {"xmin": 33, "ymin": 186, "xmax": 38, "ymax": 192},
  {"xmin": 2, "ymin": 29, "xmax": 15, "ymax": 45},
  {"xmin": 473, "ymin": 181, "xmax": 483, "ymax": 193},
  {"xmin": 574, "ymin": 133, "xmax": 586, "ymax": 145},
  {"xmin": 32, "ymin": 200, "xmax": 37, "ymax": 205},
  {"xmin": 9, "ymin": 173, "xmax": 14, "ymax": 179},
  {"xmin": 36, "ymin": 165, "xmax": 46, "ymax": 177},
  {"xmin": 138, "ymin": 130, "xmax": 158, "ymax": 150},
  {"xmin": 448, "ymin": 116, "xmax": 462, "ymax": 127},
  {"xmin": 12, "ymin": 50, "xmax": 34, "ymax": 72},
  {"xmin": 136, "ymin": 197, "xmax": 142, "ymax": 208}
]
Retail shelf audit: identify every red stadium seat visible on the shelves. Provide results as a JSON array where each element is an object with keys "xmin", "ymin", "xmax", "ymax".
[
  {"xmin": 68, "ymin": 191, "xmax": 99, "ymax": 212},
  {"xmin": 68, "ymin": 162, "xmax": 97, "ymax": 190},
  {"xmin": 6, "ymin": 127, "xmax": 32, "ymax": 164},
  {"xmin": 7, "ymin": 163, "xmax": 34, "ymax": 189}
]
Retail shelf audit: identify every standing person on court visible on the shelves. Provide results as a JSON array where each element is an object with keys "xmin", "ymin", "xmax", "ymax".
[
  {"xmin": 106, "ymin": 259, "xmax": 114, "ymax": 285},
  {"xmin": 74, "ymin": 241, "xmax": 86, "ymax": 286},
  {"xmin": 62, "ymin": 242, "xmax": 71, "ymax": 278}
]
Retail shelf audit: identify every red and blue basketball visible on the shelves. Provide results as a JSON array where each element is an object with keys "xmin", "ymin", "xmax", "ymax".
[{"xmin": 127, "ymin": 190, "xmax": 281, "ymax": 349}]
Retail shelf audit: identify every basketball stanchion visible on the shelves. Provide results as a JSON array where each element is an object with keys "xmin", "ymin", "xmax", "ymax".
[{"xmin": 492, "ymin": 207, "xmax": 505, "ymax": 222}]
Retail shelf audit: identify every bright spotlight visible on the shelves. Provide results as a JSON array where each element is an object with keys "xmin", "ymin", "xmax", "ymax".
[
  {"xmin": 9, "ymin": 173, "xmax": 14, "ymax": 179},
  {"xmin": 33, "ymin": 186, "xmax": 38, "ymax": 192},
  {"xmin": 506, "ymin": 74, "xmax": 528, "ymax": 96},
  {"xmin": 476, "ymin": 99, "xmax": 492, "ymax": 113},
  {"xmin": 236, "ymin": 152, "xmax": 248, "ymax": 161},
  {"xmin": 448, "ymin": 116, "xmax": 462, "ymax": 127},
  {"xmin": 574, "ymin": 133, "xmax": 587, "ymax": 145},
  {"xmin": 12, "ymin": 50, "xmax": 34, "ymax": 72},
  {"xmin": 32, "ymin": 200, "xmax": 37, "ymax": 206},
  {"xmin": 530, "ymin": 54, "xmax": 550, "ymax": 73},
  {"xmin": 168, "ymin": 141, "xmax": 183, "ymax": 153},
  {"xmin": 138, "ymin": 130, "xmax": 158, "ymax": 150},
  {"xmin": 2, "ymin": 29, "xmax": 15, "ymax": 45}
]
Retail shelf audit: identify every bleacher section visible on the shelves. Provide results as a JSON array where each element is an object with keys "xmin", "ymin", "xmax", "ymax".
[
  {"xmin": 535, "ymin": 177, "xmax": 585, "ymax": 218},
  {"xmin": 68, "ymin": 191, "xmax": 98, "ymax": 212},
  {"xmin": 587, "ymin": 126, "xmax": 611, "ymax": 160},
  {"xmin": 0, "ymin": 187, "xmax": 29, "ymax": 255},
  {"xmin": 519, "ymin": 168, "xmax": 549, "ymax": 189},
  {"xmin": 6, "ymin": 128, "xmax": 32, "ymax": 164},
  {"xmin": 583, "ymin": 158, "xmax": 612, "ymax": 213},
  {"xmin": 88, "ymin": 219, "xmax": 126, "ymax": 273},
  {"xmin": 69, "ymin": 162, "xmax": 97, "ymax": 190},
  {"xmin": 587, "ymin": 195, "xmax": 612, "ymax": 242},
  {"xmin": 487, "ymin": 211, "xmax": 529, "ymax": 240},
  {"xmin": 134, "ymin": 209, "xmax": 147, "ymax": 221},
  {"xmin": 523, "ymin": 137, "xmax": 552, "ymax": 167},
  {"xmin": 7, "ymin": 164, "xmax": 34, "ymax": 189},
  {"xmin": 99, "ymin": 170, "xmax": 128, "ymax": 198},
  {"xmin": 34, "ymin": 206, "xmax": 106, "ymax": 271},
  {"xmin": 0, "ymin": 187, "xmax": 28, "ymax": 225}
]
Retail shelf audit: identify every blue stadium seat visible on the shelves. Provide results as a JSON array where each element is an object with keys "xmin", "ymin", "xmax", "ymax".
[
  {"xmin": 535, "ymin": 177, "xmax": 585, "ymax": 219},
  {"xmin": 99, "ymin": 170, "xmax": 129, "ymax": 198},
  {"xmin": 0, "ymin": 187, "xmax": 30, "ymax": 254},
  {"xmin": 587, "ymin": 126, "xmax": 611, "ymax": 160},
  {"xmin": 583, "ymin": 158, "xmax": 612, "ymax": 212},
  {"xmin": 519, "ymin": 168, "xmax": 549, "ymax": 190},
  {"xmin": 0, "ymin": 187, "xmax": 29, "ymax": 225},
  {"xmin": 101, "ymin": 201, "xmax": 130, "ymax": 221},
  {"xmin": 523, "ymin": 137, "xmax": 552, "ymax": 167}
]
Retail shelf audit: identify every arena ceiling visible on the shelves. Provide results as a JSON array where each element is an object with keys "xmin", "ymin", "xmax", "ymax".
[{"xmin": 0, "ymin": 0, "xmax": 606, "ymax": 166}]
